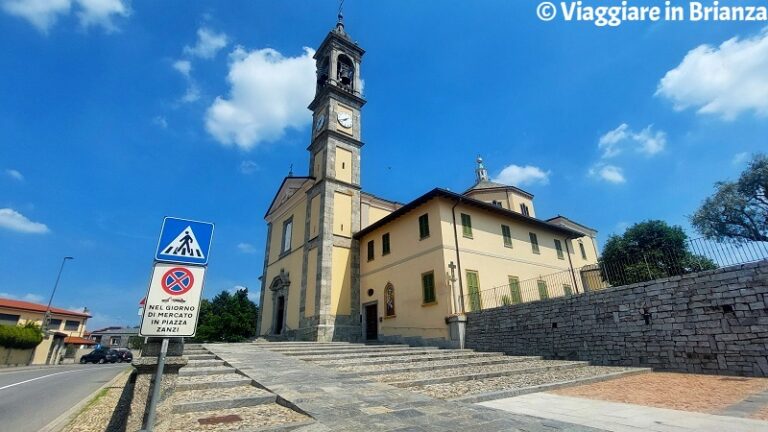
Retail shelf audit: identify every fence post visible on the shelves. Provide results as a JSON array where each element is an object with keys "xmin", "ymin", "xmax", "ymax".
[{"xmin": 642, "ymin": 252, "xmax": 653, "ymax": 280}]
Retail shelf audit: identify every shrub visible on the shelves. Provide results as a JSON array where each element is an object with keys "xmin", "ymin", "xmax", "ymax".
[
  {"xmin": 0, "ymin": 322, "xmax": 44, "ymax": 349},
  {"xmin": 501, "ymin": 295, "xmax": 512, "ymax": 306}
]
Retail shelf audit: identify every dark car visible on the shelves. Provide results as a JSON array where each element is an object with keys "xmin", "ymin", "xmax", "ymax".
[
  {"xmin": 79, "ymin": 348, "xmax": 119, "ymax": 364},
  {"xmin": 115, "ymin": 348, "xmax": 133, "ymax": 363}
]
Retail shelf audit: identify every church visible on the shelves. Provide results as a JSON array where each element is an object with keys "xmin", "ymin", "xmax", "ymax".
[{"xmin": 256, "ymin": 17, "xmax": 600, "ymax": 346}]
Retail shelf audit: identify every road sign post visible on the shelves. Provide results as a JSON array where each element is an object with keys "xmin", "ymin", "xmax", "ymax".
[{"xmin": 140, "ymin": 217, "xmax": 213, "ymax": 432}]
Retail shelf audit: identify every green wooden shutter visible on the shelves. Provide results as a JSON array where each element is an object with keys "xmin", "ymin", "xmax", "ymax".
[
  {"xmin": 508, "ymin": 276, "xmax": 521, "ymax": 304},
  {"xmin": 467, "ymin": 271, "xmax": 482, "ymax": 311},
  {"xmin": 502, "ymin": 225, "xmax": 512, "ymax": 247},
  {"xmin": 530, "ymin": 232, "xmax": 540, "ymax": 254},
  {"xmin": 537, "ymin": 280, "xmax": 549, "ymax": 300},
  {"xmin": 422, "ymin": 272, "xmax": 435, "ymax": 304},
  {"xmin": 461, "ymin": 213, "xmax": 472, "ymax": 237},
  {"xmin": 419, "ymin": 214, "xmax": 430, "ymax": 239},
  {"xmin": 555, "ymin": 239, "xmax": 564, "ymax": 259}
]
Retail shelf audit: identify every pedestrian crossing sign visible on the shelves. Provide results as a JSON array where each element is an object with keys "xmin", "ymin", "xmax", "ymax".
[{"xmin": 155, "ymin": 217, "xmax": 214, "ymax": 266}]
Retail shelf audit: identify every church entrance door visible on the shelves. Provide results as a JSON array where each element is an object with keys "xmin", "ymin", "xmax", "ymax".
[
  {"xmin": 364, "ymin": 303, "xmax": 378, "ymax": 341},
  {"xmin": 275, "ymin": 296, "xmax": 285, "ymax": 335}
]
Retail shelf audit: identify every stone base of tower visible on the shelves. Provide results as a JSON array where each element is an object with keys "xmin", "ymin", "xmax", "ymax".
[{"xmin": 295, "ymin": 315, "xmax": 361, "ymax": 342}]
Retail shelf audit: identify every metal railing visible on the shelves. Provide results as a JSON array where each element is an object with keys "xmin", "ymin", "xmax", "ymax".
[{"xmin": 462, "ymin": 237, "xmax": 768, "ymax": 312}]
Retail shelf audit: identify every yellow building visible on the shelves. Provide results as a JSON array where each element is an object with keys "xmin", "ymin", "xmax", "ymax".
[
  {"xmin": 257, "ymin": 18, "xmax": 599, "ymax": 346},
  {"xmin": 0, "ymin": 297, "xmax": 91, "ymax": 365}
]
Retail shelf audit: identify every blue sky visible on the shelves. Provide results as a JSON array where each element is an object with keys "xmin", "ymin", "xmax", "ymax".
[{"xmin": 1, "ymin": 1, "xmax": 766, "ymax": 329}]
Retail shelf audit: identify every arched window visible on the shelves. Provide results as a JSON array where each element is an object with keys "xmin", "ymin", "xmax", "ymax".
[
  {"xmin": 316, "ymin": 56, "xmax": 329, "ymax": 89},
  {"xmin": 384, "ymin": 283, "xmax": 395, "ymax": 317},
  {"xmin": 337, "ymin": 54, "xmax": 354, "ymax": 91}
]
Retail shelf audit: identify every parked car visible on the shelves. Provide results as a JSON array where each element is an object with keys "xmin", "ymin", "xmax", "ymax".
[
  {"xmin": 79, "ymin": 348, "xmax": 119, "ymax": 364},
  {"xmin": 115, "ymin": 348, "xmax": 133, "ymax": 363}
]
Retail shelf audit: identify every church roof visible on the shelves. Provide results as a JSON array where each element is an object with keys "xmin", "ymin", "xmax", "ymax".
[
  {"xmin": 354, "ymin": 188, "xmax": 586, "ymax": 240},
  {"xmin": 264, "ymin": 176, "xmax": 314, "ymax": 219},
  {"xmin": 463, "ymin": 179, "xmax": 534, "ymax": 198}
]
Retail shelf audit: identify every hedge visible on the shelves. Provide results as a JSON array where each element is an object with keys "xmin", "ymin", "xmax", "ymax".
[{"xmin": 0, "ymin": 322, "xmax": 44, "ymax": 349}]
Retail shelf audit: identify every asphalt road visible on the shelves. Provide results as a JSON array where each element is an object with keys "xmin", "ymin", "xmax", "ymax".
[{"xmin": 0, "ymin": 363, "xmax": 128, "ymax": 432}]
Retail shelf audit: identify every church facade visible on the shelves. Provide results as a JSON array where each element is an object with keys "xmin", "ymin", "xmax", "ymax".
[{"xmin": 257, "ymin": 20, "xmax": 600, "ymax": 345}]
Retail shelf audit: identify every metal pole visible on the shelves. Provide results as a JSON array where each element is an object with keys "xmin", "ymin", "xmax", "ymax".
[
  {"xmin": 44, "ymin": 256, "xmax": 73, "ymax": 333},
  {"xmin": 143, "ymin": 338, "xmax": 169, "ymax": 432}
]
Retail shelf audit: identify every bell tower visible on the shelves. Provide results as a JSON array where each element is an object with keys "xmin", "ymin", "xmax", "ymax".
[{"xmin": 299, "ymin": 12, "xmax": 365, "ymax": 341}]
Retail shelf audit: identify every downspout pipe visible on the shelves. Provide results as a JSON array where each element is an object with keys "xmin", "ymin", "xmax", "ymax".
[
  {"xmin": 565, "ymin": 239, "xmax": 580, "ymax": 293},
  {"xmin": 451, "ymin": 199, "xmax": 466, "ymax": 313}
]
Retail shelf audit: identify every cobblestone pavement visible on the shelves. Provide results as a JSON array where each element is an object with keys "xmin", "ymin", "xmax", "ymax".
[{"xmin": 205, "ymin": 342, "xmax": 607, "ymax": 431}]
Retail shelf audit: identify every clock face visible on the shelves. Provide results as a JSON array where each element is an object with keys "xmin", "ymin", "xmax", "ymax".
[
  {"xmin": 336, "ymin": 112, "xmax": 353, "ymax": 129},
  {"xmin": 314, "ymin": 113, "xmax": 326, "ymax": 132}
]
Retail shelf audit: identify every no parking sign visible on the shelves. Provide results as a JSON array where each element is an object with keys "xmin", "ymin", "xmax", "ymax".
[{"xmin": 139, "ymin": 263, "xmax": 206, "ymax": 337}]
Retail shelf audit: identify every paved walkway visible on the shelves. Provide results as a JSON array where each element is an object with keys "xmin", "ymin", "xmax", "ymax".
[
  {"xmin": 479, "ymin": 393, "xmax": 768, "ymax": 432},
  {"xmin": 719, "ymin": 388, "xmax": 768, "ymax": 419},
  {"xmin": 205, "ymin": 343, "xmax": 603, "ymax": 431}
]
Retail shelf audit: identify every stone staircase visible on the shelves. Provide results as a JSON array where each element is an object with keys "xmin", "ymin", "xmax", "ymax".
[
  {"xmin": 154, "ymin": 343, "xmax": 314, "ymax": 432},
  {"xmin": 259, "ymin": 341, "xmax": 650, "ymax": 403}
]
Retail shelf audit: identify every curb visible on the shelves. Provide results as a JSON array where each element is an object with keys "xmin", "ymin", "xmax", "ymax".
[
  {"xmin": 337, "ymin": 356, "xmax": 543, "ymax": 377},
  {"xmin": 38, "ymin": 366, "xmax": 133, "ymax": 432},
  {"xmin": 450, "ymin": 368, "xmax": 652, "ymax": 404}
]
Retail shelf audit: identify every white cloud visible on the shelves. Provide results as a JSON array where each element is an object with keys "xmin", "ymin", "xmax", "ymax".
[
  {"xmin": 0, "ymin": 292, "xmax": 45, "ymax": 303},
  {"xmin": 657, "ymin": 27, "xmax": 768, "ymax": 119},
  {"xmin": 492, "ymin": 164, "xmax": 550, "ymax": 186},
  {"xmin": 237, "ymin": 242, "xmax": 257, "ymax": 254},
  {"xmin": 205, "ymin": 46, "xmax": 316, "ymax": 150},
  {"xmin": 239, "ymin": 160, "xmax": 259, "ymax": 174},
  {"xmin": 181, "ymin": 84, "xmax": 201, "ymax": 103},
  {"xmin": 173, "ymin": 60, "xmax": 192, "ymax": 78},
  {"xmin": 1, "ymin": 0, "xmax": 71, "ymax": 33},
  {"xmin": 0, "ymin": 208, "xmax": 50, "ymax": 234},
  {"xmin": 598, "ymin": 123, "xmax": 666, "ymax": 159},
  {"xmin": 5, "ymin": 169, "xmax": 24, "ymax": 181},
  {"xmin": 1, "ymin": 0, "xmax": 128, "ymax": 33},
  {"xmin": 589, "ymin": 163, "xmax": 626, "ymax": 184},
  {"xmin": 229, "ymin": 284, "xmax": 260, "ymax": 303},
  {"xmin": 152, "ymin": 116, "xmax": 168, "ymax": 129},
  {"xmin": 184, "ymin": 27, "xmax": 229, "ymax": 59},
  {"xmin": 732, "ymin": 152, "xmax": 750, "ymax": 165},
  {"xmin": 75, "ymin": 0, "xmax": 128, "ymax": 32}
]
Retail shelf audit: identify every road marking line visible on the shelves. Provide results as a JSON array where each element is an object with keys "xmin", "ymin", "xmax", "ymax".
[{"xmin": 0, "ymin": 365, "xmax": 123, "ymax": 391}]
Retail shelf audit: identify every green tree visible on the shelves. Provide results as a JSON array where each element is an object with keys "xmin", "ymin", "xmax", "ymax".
[
  {"xmin": 691, "ymin": 153, "xmax": 768, "ymax": 242},
  {"xmin": 601, "ymin": 220, "xmax": 717, "ymax": 285},
  {"xmin": 193, "ymin": 288, "xmax": 260, "ymax": 342}
]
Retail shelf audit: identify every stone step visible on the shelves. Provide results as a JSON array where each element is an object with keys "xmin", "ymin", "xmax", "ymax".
[
  {"xmin": 172, "ymin": 386, "xmax": 276, "ymax": 413},
  {"xmin": 159, "ymin": 404, "xmax": 312, "ymax": 431},
  {"xmin": 176, "ymin": 373, "xmax": 253, "ymax": 391},
  {"xmin": 185, "ymin": 343, "xmax": 204, "ymax": 349},
  {"xmin": 409, "ymin": 366, "xmax": 651, "ymax": 402},
  {"xmin": 255, "ymin": 341, "xmax": 352, "ymax": 346},
  {"xmin": 292, "ymin": 348, "xmax": 450, "ymax": 360},
  {"xmin": 265, "ymin": 345, "xmax": 417, "ymax": 355},
  {"xmin": 307, "ymin": 350, "xmax": 499, "ymax": 365},
  {"xmin": 186, "ymin": 359, "xmax": 225, "ymax": 368},
  {"xmin": 453, "ymin": 367, "xmax": 652, "ymax": 403},
  {"xmin": 186, "ymin": 354, "xmax": 216, "ymax": 360},
  {"xmin": 383, "ymin": 361, "xmax": 588, "ymax": 387},
  {"xmin": 334, "ymin": 355, "xmax": 542, "ymax": 376},
  {"xmin": 179, "ymin": 366, "xmax": 235, "ymax": 376}
]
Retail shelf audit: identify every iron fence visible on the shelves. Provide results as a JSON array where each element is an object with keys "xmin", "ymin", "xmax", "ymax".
[{"xmin": 462, "ymin": 237, "xmax": 768, "ymax": 312}]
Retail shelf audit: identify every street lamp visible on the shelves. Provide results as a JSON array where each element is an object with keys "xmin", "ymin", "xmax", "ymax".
[{"xmin": 43, "ymin": 256, "xmax": 74, "ymax": 332}]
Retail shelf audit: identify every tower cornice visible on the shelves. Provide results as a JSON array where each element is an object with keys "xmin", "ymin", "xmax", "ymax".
[
  {"xmin": 308, "ymin": 83, "xmax": 366, "ymax": 111},
  {"xmin": 315, "ymin": 31, "xmax": 365, "ymax": 60},
  {"xmin": 307, "ymin": 129, "xmax": 365, "ymax": 152}
]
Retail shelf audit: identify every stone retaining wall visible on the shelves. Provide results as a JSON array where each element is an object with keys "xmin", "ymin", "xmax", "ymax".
[{"xmin": 465, "ymin": 261, "xmax": 768, "ymax": 376}]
